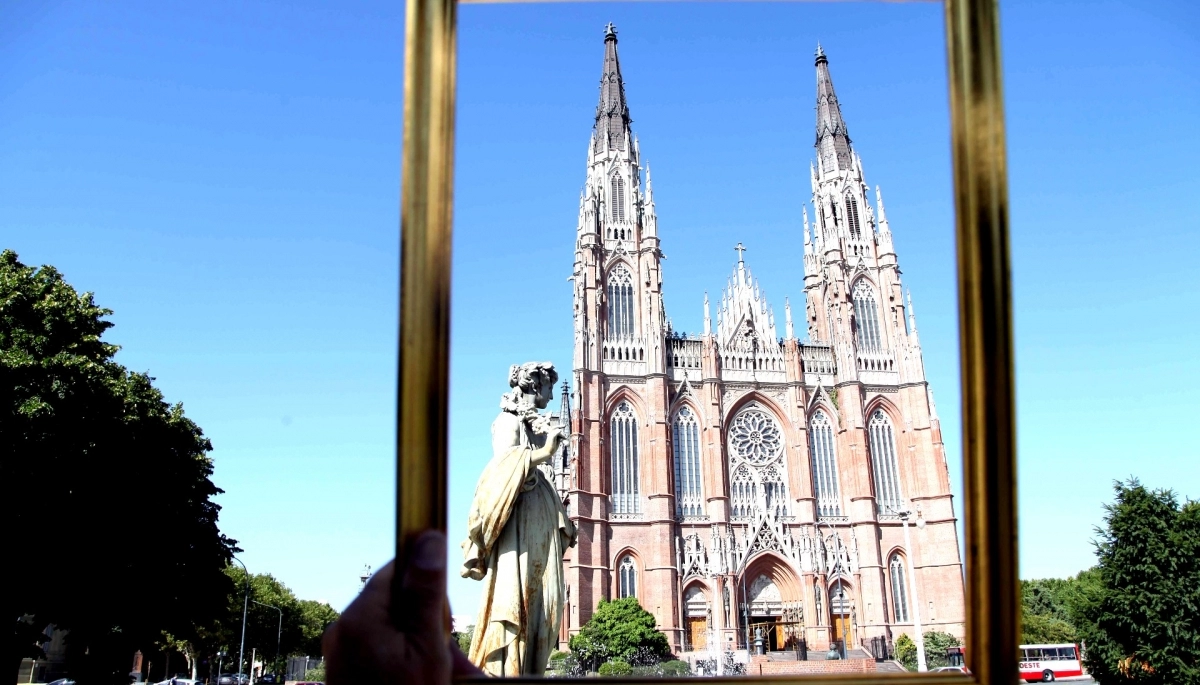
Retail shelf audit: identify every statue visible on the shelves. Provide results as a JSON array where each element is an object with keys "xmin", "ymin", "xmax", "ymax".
[{"xmin": 461, "ymin": 362, "xmax": 578, "ymax": 676}]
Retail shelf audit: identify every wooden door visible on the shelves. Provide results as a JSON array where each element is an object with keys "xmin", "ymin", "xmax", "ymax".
[
  {"xmin": 687, "ymin": 617, "xmax": 707, "ymax": 651},
  {"xmin": 832, "ymin": 615, "xmax": 854, "ymax": 648}
]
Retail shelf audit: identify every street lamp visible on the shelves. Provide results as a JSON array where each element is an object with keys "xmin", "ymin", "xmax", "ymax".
[
  {"xmin": 814, "ymin": 519, "xmax": 847, "ymax": 659},
  {"xmin": 896, "ymin": 508, "xmax": 928, "ymax": 672},
  {"xmin": 251, "ymin": 600, "xmax": 282, "ymax": 676},
  {"xmin": 231, "ymin": 557, "xmax": 250, "ymax": 681},
  {"xmin": 359, "ymin": 565, "xmax": 372, "ymax": 593},
  {"xmin": 215, "ymin": 651, "xmax": 226, "ymax": 685}
]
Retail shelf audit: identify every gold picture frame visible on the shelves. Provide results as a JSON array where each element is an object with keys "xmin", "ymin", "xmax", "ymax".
[{"xmin": 396, "ymin": 0, "xmax": 1015, "ymax": 682}]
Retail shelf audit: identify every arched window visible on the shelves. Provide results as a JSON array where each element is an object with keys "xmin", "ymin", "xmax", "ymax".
[
  {"xmin": 606, "ymin": 265, "xmax": 635, "ymax": 340},
  {"xmin": 672, "ymin": 407, "xmax": 703, "ymax": 518},
  {"xmin": 809, "ymin": 411, "xmax": 841, "ymax": 518},
  {"xmin": 890, "ymin": 553, "xmax": 910, "ymax": 623},
  {"xmin": 868, "ymin": 409, "xmax": 903, "ymax": 515},
  {"xmin": 727, "ymin": 405, "xmax": 789, "ymax": 520},
  {"xmin": 852, "ymin": 280, "xmax": 882, "ymax": 351},
  {"xmin": 618, "ymin": 555, "xmax": 637, "ymax": 598},
  {"xmin": 610, "ymin": 401, "xmax": 640, "ymax": 515},
  {"xmin": 845, "ymin": 193, "xmax": 862, "ymax": 240},
  {"xmin": 611, "ymin": 175, "xmax": 626, "ymax": 223}
]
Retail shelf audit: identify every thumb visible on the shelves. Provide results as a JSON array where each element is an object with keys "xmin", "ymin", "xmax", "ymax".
[{"xmin": 393, "ymin": 530, "xmax": 447, "ymax": 634}]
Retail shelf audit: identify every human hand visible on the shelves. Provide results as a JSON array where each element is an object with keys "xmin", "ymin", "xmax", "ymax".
[{"xmin": 323, "ymin": 531, "xmax": 483, "ymax": 685}]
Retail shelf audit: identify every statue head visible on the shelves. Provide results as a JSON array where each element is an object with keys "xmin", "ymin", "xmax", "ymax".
[{"xmin": 502, "ymin": 361, "xmax": 559, "ymax": 412}]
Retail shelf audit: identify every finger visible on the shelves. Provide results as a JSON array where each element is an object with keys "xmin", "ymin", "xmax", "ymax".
[{"xmin": 394, "ymin": 530, "xmax": 447, "ymax": 633}]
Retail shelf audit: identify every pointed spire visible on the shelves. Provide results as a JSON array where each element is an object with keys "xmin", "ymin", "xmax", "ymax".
[
  {"xmin": 875, "ymin": 185, "xmax": 889, "ymax": 229},
  {"xmin": 593, "ymin": 23, "xmax": 632, "ymax": 154},
  {"xmin": 814, "ymin": 44, "xmax": 852, "ymax": 174},
  {"xmin": 785, "ymin": 298, "xmax": 794, "ymax": 339},
  {"xmin": 907, "ymin": 290, "xmax": 919, "ymax": 337},
  {"xmin": 703, "ymin": 292, "xmax": 712, "ymax": 336},
  {"xmin": 803, "ymin": 205, "xmax": 811, "ymax": 246}
]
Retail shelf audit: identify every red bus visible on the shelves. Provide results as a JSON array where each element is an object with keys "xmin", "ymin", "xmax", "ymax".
[{"xmin": 1019, "ymin": 643, "xmax": 1083, "ymax": 682}]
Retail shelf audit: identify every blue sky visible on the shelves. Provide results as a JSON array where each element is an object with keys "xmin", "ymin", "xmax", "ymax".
[{"xmin": 3, "ymin": 0, "xmax": 1197, "ymax": 624}]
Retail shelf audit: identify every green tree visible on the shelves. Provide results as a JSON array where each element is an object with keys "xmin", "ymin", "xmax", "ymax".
[
  {"xmin": 895, "ymin": 634, "xmax": 916, "ymax": 671},
  {"xmin": 568, "ymin": 598, "xmax": 671, "ymax": 671},
  {"xmin": 212, "ymin": 566, "xmax": 341, "ymax": 675},
  {"xmin": 451, "ymin": 625, "xmax": 474, "ymax": 655},
  {"xmin": 894, "ymin": 631, "xmax": 961, "ymax": 671},
  {"xmin": 2, "ymin": 251, "xmax": 237, "ymax": 683},
  {"xmin": 1072, "ymin": 479, "xmax": 1200, "ymax": 684}
]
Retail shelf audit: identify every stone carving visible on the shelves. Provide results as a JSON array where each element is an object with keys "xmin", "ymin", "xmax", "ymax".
[
  {"xmin": 681, "ymin": 533, "xmax": 710, "ymax": 578},
  {"xmin": 461, "ymin": 362, "xmax": 578, "ymax": 677}
]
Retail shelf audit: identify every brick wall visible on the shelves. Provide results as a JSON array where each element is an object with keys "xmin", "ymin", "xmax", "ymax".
[{"xmin": 748, "ymin": 655, "xmax": 878, "ymax": 676}]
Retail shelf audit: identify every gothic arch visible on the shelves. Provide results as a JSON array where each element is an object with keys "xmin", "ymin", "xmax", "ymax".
[
  {"xmin": 863, "ymin": 396, "xmax": 904, "ymax": 433},
  {"xmin": 668, "ymin": 395, "xmax": 704, "ymax": 423},
  {"xmin": 863, "ymin": 400, "xmax": 906, "ymax": 516},
  {"xmin": 682, "ymin": 577, "xmax": 712, "ymax": 600},
  {"xmin": 670, "ymin": 403, "xmax": 705, "ymax": 519},
  {"xmin": 722, "ymin": 391, "xmax": 790, "ymax": 427},
  {"xmin": 603, "ymin": 255, "xmax": 637, "ymax": 275},
  {"xmin": 604, "ymin": 386, "xmax": 648, "ymax": 421},
  {"xmin": 849, "ymin": 274, "xmax": 880, "ymax": 293},
  {"xmin": 606, "ymin": 395, "xmax": 645, "ymax": 516},
  {"xmin": 740, "ymin": 550, "xmax": 803, "ymax": 605},
  {"xmin": 613, "ymin": 548, "xmax": 642, "ymax": 600},
  {"xmin": 884, "ymin": 545, "xmax": 908, "ymax": 563}
]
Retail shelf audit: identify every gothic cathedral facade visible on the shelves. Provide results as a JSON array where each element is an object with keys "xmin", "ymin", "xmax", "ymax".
[{"xmin": 560, "ymin": 26, "xmax": 966, "ymax": 655}]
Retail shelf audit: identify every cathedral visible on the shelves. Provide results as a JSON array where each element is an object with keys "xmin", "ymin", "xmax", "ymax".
[{"xmin": 556, "ymin": 25, "xmax": 966, "ymax": 657}]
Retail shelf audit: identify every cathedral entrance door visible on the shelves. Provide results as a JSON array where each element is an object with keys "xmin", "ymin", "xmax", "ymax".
[
  {"xmin": 831, "ymin": 615, "xmax": 854, "ymax": 649},
  {"xmin": 686, "ymin": 617, "xmax": 707, "ymax": 651}
]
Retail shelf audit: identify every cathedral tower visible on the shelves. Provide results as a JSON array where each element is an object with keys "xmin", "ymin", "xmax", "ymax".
[{"xmin": 562, "ymin": 32, "xmax": 965, "ymax": 660}]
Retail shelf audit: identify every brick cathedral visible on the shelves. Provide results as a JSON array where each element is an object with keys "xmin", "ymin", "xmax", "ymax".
[{"xmin": 555, "ymin": 25, "xmax": 966, "ymax": 656}]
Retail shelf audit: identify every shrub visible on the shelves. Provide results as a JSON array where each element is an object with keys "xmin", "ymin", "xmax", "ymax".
[
  {"xmin": 894, "ymin": 631, "xmax": 961, "ymax": 671},
  {"xmin": 658, "ymin": 660, "xmax": 690, "ymax": 676},
  {"xmin": 598, "ymin": 659, "xmax": 632, "ymax": 676}
]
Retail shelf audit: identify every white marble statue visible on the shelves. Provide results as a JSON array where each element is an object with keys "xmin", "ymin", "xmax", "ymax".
[{"xmin": 461, "ymin": 362, "xmax": 578, "ymax": 677}]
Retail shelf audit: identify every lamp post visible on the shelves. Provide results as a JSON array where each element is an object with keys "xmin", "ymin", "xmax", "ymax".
[
  {"xmin": 896, "ymin": 508, "xmax": 927, "ymax": 672},
  {"xmin": 216, "ymin": 651, "xmax": 226, "ymax": 685},
  {"xmin": 251, "ymin": 600, "xmax": 282, "ymax": 676},
  {"xmin": 359, "ymin": 565, "xmax": 372, "ymax": 593},
  {"xmin": 231, "ymin": 557, "xmax": 250, "ymax": 681},
  {"xmin": 814, "ymin": 519, "xmax": 846, "ymax": 658}
]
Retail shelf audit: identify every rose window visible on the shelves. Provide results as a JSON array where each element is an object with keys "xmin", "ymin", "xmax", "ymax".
[{"xmin": 729, "ymin": 408, "xmax": 782, "ymax": 466}]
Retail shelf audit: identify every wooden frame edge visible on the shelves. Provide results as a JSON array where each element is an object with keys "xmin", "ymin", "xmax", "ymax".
[
  {"xmin": 946, "ymin": 0, "xmax": 1018, "ymax": 683},
  {"xmin": 396, "ymin": 0, "xmax": 1016, "ymax": 683}
]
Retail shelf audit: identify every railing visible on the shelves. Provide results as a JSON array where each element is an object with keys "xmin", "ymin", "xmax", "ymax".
[
  {"xmin": 856, "ymin": 348, "xmax": 895, "ymax": 373},
  {"xmin": 667, "ymin": 337, "xmax": 703, "ymax": 370},
  {"xmin": 800, "ymin": 344, "xmax": 836, "ymax": 375},
  {"xmin": 602, "ymin": 336, "xmax": 645, "ymax": 363}
]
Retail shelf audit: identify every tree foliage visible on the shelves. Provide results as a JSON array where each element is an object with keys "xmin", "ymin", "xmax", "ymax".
[
  {"xmin": 209, "ymin": 567, "xmax": 340, "ymax": 676},
  {"xmin": 1072, "ymin": 479, "xmax": 1200, "ymax": 684},
  {"xmin": 568, "ymin": 598, "xmax": 671, "ymax": 671},
  {"xmin": 894, "ymin": 631, "xmax": 961, "ymax": 671},
  {"xmin": 2, "ymin": 251, "xmax": 238, "ymax": 683},
  {"xmin": 1020, "ymin": 573, "xmax": 1098, "ymax": 645}
]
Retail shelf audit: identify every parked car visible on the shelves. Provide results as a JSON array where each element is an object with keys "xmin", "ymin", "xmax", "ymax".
[
  {"xmin": 217, "ymin": 674, "xmax": 249, "ymax": 685},
  {"xmin": 933, "ymin": 666, "xmax": 967, "ymax": 673},
  {"xmin": 258, "ymin": 674, "xmax": 278, "ymax": 684},
  {"xmin": 47, "ymin": 679, "xmax": 76, "ymax": 685}
]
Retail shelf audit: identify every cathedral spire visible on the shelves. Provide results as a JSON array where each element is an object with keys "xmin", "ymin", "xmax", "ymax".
[
  {"xmin": 593, "ymin": 23, "xmax": 632, "ymax": 153},
  {"xmin": 814, "ymin": 44, "xmax": 852, "ymax": 174},
  {"xmin": 785, "ymin": 298, "xmax": 794, "ymax": 339},
  {"xmin": 703, "ymin": 292, "xmax": 711, "ymax": 335}
]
